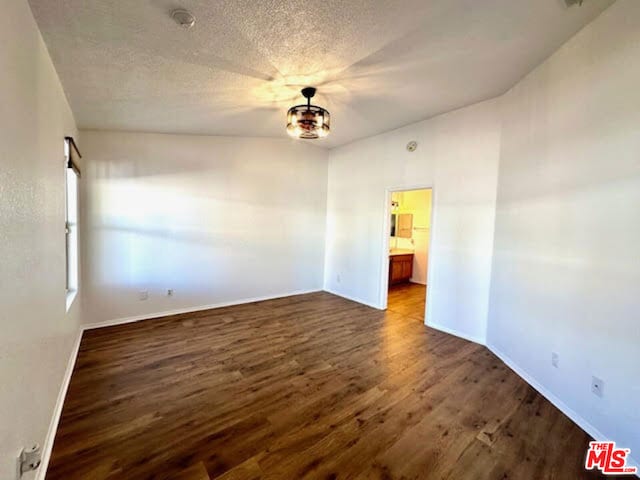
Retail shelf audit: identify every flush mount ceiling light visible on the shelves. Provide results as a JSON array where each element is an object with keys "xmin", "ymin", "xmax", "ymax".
[{"xmin": 286, "ymin": 87, "xmax": 330, "ymax": 140}]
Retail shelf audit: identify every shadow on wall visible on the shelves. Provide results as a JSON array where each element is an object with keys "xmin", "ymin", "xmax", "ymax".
[{"xmin": 81, "ymin": 132, "xmax": 329, "ymax": 324}]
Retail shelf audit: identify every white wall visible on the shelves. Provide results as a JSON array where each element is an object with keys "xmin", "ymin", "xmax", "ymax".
[
  {"xmin": 324, "ymin": 99, "xmax": 501, "ymax": 343},
  {"xmin": 487, "ymin": 0, "xmax": 640, "ymax": 460},
  {"xmin": 0, "ymin": 1, "xmax": 81, "ymax": 479},
  {"xmin": 80, "ymin": 131, "xmax": 328, "ymax": 325}
]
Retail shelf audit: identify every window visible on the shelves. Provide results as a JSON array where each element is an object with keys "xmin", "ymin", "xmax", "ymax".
[{"xmin": 65, "ymin": 139, "xmax": 79, "ymax": 310}]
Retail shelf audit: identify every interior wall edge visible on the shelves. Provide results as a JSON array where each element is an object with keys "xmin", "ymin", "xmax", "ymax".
[
  {"xmin": 426, "ymin": 322, "xmax": 485, "ymax": 346},
  {"xmin": 487, "ymin": 343, "xmax": 639, "ymax": 473},
  {"xmin": 83, "ymin": 289, "xmax": 322, "ymax": 331},
  {"xmin": 35, "ymin": 327, "xmax": 84, "ymax": 480},
  {"xmin": 322, "ymin": 289, "xmax": 383, "ymax": 310},
  {"xmin": 486, "ymin": 0, "xmax": 640, "ymax": 459}
]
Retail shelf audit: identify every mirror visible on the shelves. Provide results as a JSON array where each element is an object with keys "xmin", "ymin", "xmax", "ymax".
[{"xmin": 390, "ymin": 213, "xmax": 412, "ymax": 238}]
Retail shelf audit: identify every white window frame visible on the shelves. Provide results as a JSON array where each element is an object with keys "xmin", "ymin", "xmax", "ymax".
[{"xmin": 65, "ymin": 139, "xmax": 79, "ymax": 311}]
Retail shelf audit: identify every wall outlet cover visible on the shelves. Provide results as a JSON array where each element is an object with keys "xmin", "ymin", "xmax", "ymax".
[
  {"xmin": 139, "ymin": 290, "xmax": 148, "ymax": 301},
  {"xmin": 551, "ymin": 352, "xmax": 559, "ymax": 368}
]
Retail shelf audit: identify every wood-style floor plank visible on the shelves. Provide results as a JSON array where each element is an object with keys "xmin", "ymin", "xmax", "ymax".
[{"xmin": 47, "ymin": 286, "xmax": 603, "ymax": 479}]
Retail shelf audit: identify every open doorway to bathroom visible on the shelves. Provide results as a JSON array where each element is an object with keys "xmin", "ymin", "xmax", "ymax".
[{"xmin": 384, "ymin": 188, "xmax": 433, "ymax": 321}]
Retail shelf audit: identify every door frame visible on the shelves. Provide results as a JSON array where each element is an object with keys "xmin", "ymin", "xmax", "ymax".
[{"xmin": 379, "ymin": 184, "xmax": 436, "ymax": 326}]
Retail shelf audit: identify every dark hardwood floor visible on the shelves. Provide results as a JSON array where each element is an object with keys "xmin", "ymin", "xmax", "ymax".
[
  {"xmin": 387, "ymin": 282, "xmax": 427, "ymax": 320},
  {"xmin": 47, "ymin": 291, "xmax": 601, "ymax": 479}
]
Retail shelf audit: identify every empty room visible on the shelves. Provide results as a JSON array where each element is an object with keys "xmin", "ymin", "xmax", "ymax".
[{"xmin": 2, "ymin": 0, "xmax": 639, "ymax": 479}]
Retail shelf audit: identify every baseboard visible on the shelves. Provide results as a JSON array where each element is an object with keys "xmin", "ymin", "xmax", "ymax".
[
  {"xmin": 323, "ymin": 288, "xmax": 383, "ymax": 310},
  {"xmin": 425, "ymin": 321, "xmax": 486, "ymax": 345},
  {"xmin": 487, "ymin": 343, "xmax": 639, "ymax": 475},
  {"xmin": 409, "ymin": 279, "xmax": 427, "ymax": 285},
  {"xmin": 36, "ymin": 327, "xmax": 83, "ymax": 480},
  {"xmin": 83, "ymin": 289, "xmax": 322, "ymax": 330}
]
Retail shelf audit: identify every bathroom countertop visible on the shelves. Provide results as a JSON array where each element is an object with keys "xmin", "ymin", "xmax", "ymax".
[{"xmin": 389, "ymin": 249, "xmax": 415, "ymax": 256}]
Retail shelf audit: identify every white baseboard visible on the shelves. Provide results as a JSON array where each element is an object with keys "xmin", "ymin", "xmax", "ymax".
[
  {"xmin": 409, "ymin": 279, "xmax": 427, "ymax": 285},
  {"xmin": 425, "ymin": 320, "xmax": 486, "ymax": 345},
  {"xmin": 36, "ymin": 327, "xmax": 83, "ymax": 480},
  {"xmin": 323, "ymin": 288, "xmax": 383, "ymax": 310},
  {"xmin": 487, "ymin": 343, "xmax": 639, "ymax": 475},
  {"xmin": 83, "ymin": 289, "xmax": 321, "ymax": 330}
]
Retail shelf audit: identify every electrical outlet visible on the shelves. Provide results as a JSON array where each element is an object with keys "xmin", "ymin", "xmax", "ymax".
[
  {"xmin": 19, "ymin": 444, "xmax": 41, "ymax": 476},
  {"xmin": 551, "ymin": 352, "xmax": 559, "ymax": 368},
  {"xmin": 336, "ymin": 274, "xmax": 341, "ymax": 283},
  {"xmin": 591, "ymin": 376, "xmax": 604, "ymax": 397},
  {"xmin": 139, "ymin": 290, "xmax": 148, "ymax": 301},
  {"xmin": 167, "ymin": 289, "xmax": 174, "ymax": 297}
]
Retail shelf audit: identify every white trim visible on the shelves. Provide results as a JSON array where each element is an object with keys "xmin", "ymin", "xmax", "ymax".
[
  {"xmin": 37, "ymin": 328, "xmax": 83, "ymax": 480},
  {"xmin": 487, "ymin": 343, "xmax": 639, "ymax": 476},
  {"xmin": 83, "ymin": 289, "xmax": 321, "ymax": 330},
  {"xmin": 426, "ymin": 320, "xmax": 486, "ymax": 345},
  {"xmin": 323, "ymin": 288, "xmax": 382, "ymax": 310},
  {"xmin": 409, "ymin": 279, "xmax": 427, "ymax": 286},
  {"xmin": 65, "ymin": 289, "xmax": 77, "ymax": 312}
]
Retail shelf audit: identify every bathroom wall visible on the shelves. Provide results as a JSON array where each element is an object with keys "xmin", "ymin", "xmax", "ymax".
[{"xmin": 390, "ymin": 189, "xmax": 432, "ymax": 284}]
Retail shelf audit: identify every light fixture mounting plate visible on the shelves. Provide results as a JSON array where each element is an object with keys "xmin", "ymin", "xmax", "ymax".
[{"xmin": 301, "ymin": 87, "xmax": 317, "ymax": 99}]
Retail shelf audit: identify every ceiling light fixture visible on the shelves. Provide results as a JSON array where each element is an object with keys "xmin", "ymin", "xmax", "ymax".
[
  {"xmin": 286, "ymin": 87, "xmax": 330, "ymax": 140},
  {"xmin": 171, "ymin": 9, "xmax": 196, "ymax": 29}
]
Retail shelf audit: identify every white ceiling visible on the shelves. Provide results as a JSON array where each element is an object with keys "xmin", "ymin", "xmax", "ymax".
[{"xmin": 29, "ymin": 0, "xmax": 614, "ymax": 148}]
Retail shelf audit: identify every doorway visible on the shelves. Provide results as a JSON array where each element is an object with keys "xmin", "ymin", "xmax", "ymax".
[{"xmin": 382, "ymin": 187, "xmax": 433, "ymax": 321}]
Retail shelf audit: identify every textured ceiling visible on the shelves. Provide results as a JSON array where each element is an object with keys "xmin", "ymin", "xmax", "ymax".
[{"xmin": 29, "ymin": 0, "xmax": 614, "ymax": 147}]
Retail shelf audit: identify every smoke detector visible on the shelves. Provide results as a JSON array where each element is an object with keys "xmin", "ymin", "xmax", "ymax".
[{"xmin": 171, "ymin": 9, "xmax": 196, "ymax": 29}]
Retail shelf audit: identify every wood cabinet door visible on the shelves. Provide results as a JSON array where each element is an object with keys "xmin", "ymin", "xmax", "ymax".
[
  {"xmin": 389, "ymin": 254, "xmax": 414, "ymax": 284},
  {"xmin": 401, "ymin": 258, "xmax": 413, "ymax": 279},
  {"xmin": 390, "ymin": 259, "xmax": 404, "ymax": 283}
]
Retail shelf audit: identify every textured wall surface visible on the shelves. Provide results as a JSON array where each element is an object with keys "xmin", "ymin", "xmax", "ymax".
[
  {"xmin": 0, "ymin": 1, "xmax": 81, "ymax": 479},
  {"xmin": 27, "ymin": 0, "xmax": 612, "ymax": 147},
  {"xmin": 80, "ymin": 131, "xmax": 328, "ymax": 325},
  {"xmin": 487, "ymin": 0, "xmax": 640, "ymax": 460}
]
